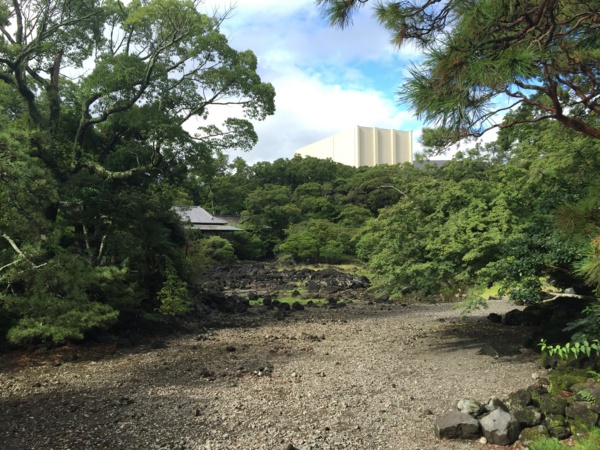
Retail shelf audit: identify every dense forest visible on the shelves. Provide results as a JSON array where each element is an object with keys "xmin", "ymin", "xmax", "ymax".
[{"xmin": 2, "ymin": 0, "xmax": 600, "ymax": 357}]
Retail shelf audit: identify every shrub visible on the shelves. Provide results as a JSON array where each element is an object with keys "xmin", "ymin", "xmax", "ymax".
[
  {"xmin": 157, "ymin": 262, "xmax": 192, "ymax": 316},
  {"xmin": 0, "ymin": 253, "xmax": 121, "ymax": 344}
]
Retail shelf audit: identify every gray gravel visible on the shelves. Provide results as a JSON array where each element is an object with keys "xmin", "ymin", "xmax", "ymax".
[{"xmin": 0, "ymin": 300, "xmax": 542, "ymax": 450}]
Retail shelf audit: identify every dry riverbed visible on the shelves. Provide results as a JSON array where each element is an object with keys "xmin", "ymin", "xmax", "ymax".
[{"xmin": 0, "ymin": 300, "xmax": 542, "ymax": 450}]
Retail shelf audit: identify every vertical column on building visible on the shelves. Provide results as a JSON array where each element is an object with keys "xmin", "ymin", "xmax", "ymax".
[
  {"xmin": 354, "ymin": 126, "xmax": 360, "ymax": 167},
  {"xmin": 372, "ymin": 127, "xmax": 378, "ymax": 165},
  {"xmin": 408, "ymin": 130, "xmax": 413, "ymax": 163},
  {"xmin": 391, "ymin": 129, "xmax": 396, "ymax": 164}
]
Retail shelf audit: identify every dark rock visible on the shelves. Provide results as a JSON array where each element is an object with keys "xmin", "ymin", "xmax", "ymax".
[
  {"xmin": 478, "ymin": 344, "xmax": 499, "ymax": 358},
  {"xmin": 306, "ymin": 281, "xmax": 320, "ymax": 293},
  {"xmin": 513, "ymin": 406, "xmax": 543, "ymax": 427},
  {"xmin": 482, "ymin": 397, "xmax": 509, "ymax": 416},
  {"xmin": 433, "ymin": 411, "xmax": 481, "ymax": 440},
  {"xmin": 225, "ymin": 346, "xmax": 236, "ymax": 352},
  {"xmin": 565, "ymin": 401, "xmax": 600, "ymax": 428},
  {"xmin": 570, "ymin": 379, "xmax": 600, "ymax": 405},
  {"xmin": 323, "ymin": 286, "xmax": 343, "ymax": 294},
  {"xmin": 507, "ymin": 389, "xmax": 532, "ymax": 410},
  {"xmin": 291, "ymin": 290, "xmax": 300, "ymax": 297},
  {"xmin": 305, "ymin": 300, "xmax": 316, "ymax": 307},
  {"xmin": 503, "ymin": 309, "xmax": 527, "ymax": 326},
  {"xmin": 539, "ymin": 394, "xmax": 569, "ymax": 416},
  {"xmin": 291, "ymin": 301, "xmax": 305, "ymax": 311},
  {"xmin": 479, "ymin": 409, "xmax": 521, "ymax": 445},
  {"xmin": 150, "ymin": 340, "xmax": 168, "ymax": 349},
  {"xmin": 544, "ymin": 414, "xmax": 571, "ymax": 439},
  {"xmin": 329, "ymin": 302, "xmax": 347, "ymax": 309},
  {"xmin": 528, "ymin": 380, "xmax": 550, "ymax": 406},
  {"xmin": 519, "ymin": 425, "xmax": 549, "ymax": 446},
  {"xmin": 263, "ymin": 296, "xmax": 272, "ymax": 306},
  {"xmin": 277, "ymin": 302, "xmax": 291, "ymax": 312},
  {"xmin": 487, "ymin": 313, "xmax": 502, "ymax": 324},
  {"xmin": 117, "ymin": 337, "xmax": 133, "ymax": 348}
]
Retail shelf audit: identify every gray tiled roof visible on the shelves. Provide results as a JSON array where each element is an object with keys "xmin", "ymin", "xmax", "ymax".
[
  {"xmin": 174, "ymin": 206, "xmax": 228, "ymax": 225},
  {"xmin": 191, "ymin": 224, "xmax": 242, "ymax": 231}
]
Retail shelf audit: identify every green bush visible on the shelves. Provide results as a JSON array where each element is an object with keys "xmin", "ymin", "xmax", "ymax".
[
  {"xmin": 276, "ymin": 219, "xmax": 355, "ymax": 263},
  {"xmin": 0, "ymin": 253, "xmax": 121, "ymax": 344},
  {"xmin": 186, "ymin": 235, "xmax": 237, "ymax": 269},
  {"xmin": 230, "ymin": 230, "xmax": 266, "ymax": 260},
  {"xmin": 276, "ymin": 231, "xmax": 320, "ymax": 262},
  {"xmin": 157, "ymin": 262, "xmax": 192, "ymax": 316},
  {"xmin": 530, "ymin": 428, "xmax": 600, "ymax": 450},
  {"xmin": 203, "ymin": 236, "xmax": 237, "ymax": 263},
  {"xmin": 529, "ymin": 437, "xmax": 566, "ymax": 450}
]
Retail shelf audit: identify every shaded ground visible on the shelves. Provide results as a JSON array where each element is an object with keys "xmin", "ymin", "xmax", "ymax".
[{"xmin": 0, "ymin": 300, "xmax": 541, "ymax": 450}]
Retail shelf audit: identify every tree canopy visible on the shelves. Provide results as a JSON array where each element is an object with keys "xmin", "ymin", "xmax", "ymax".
[
  {"xmin": 317, "ymin": 0, "xmax": 600, "ymax": 150},
  {"xmin": 0, "ymin": 0, "xmax": 275, "ymax": 344}
]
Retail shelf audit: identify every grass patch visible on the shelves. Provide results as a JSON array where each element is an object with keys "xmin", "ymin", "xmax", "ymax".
[
  {"xmin": 530, "ymin": 428, "xmax": 600, "ymax": 450},
  {"xmin": 479, "ymin": 284, "xmax": 501, "ymax": 300}
]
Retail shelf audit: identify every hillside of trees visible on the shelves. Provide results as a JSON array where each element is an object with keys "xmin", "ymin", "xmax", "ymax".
[{"xmin": 2, "ymin": 0, "xmax": 600, "ymax": 354}]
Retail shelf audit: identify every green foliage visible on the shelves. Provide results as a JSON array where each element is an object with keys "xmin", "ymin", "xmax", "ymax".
[
  {"xmin": 0, "ymin": 253, "xmax": 120, "ymax": 344},
  {"xmin": 577, "ymin": 390, "xmax": 596, "ymax": 405},
  {"xmin": 354, "ymin": 111, "xmax": 600, "ymax": 303},
  {"xmin": 242, "ymin": 184, "xmax": 302, "ymax": 248},
  {"xmin": 539, "ymin": 339, "xmax": 600, "ymax": 361},
  {"xmin": 277, "ymin": 231, "xmax": 320, "ymax": 262},
  {"xmin": 157, "ymin": 261, "xmax": 192, "ymax": 316},
  {"xmin": 318, "ymin": 0, "xmax": 600, "ymax": 150},
  {"xmin": 529, "ymin": 437, "xmax": 567, "ymax": 450},
  {"xmin": 198, "ymin": 236, "xmax": 237, "ymax": 264},
  {"xmin": 277, "ymin": 219, "xmax": 354, "ymax": 264},
  {"xmin": 230, "ymin": 230, "xmax": 266, "ymax": 261},
  {"xmin": 0, "ymin": 0, "xmax": 274, "ymax": 344},
  {"xmin": 530, "ymin": 428, "xmax": 600, "ymax": 450}
]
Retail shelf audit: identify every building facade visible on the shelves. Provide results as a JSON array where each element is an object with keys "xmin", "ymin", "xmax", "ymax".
[{"xmin": 294, "ymin": 126, "xmax": 413, "ymax": 167}]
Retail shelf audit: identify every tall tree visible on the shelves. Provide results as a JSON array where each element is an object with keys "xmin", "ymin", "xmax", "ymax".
[
  {"xmin": 317, "ymin": 0, "xmax": 600, "ymax": 150},
  {"xmin": 0, "ymin": 0, "xmax": 275, "ymax": 344}
]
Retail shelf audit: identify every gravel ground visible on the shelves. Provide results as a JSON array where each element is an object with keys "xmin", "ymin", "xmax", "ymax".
[{"xmin": 0, "ymin": 299, "xmax": 543, "ymax": 450}]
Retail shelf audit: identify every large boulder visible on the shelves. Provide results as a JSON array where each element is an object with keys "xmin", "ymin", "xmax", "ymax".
[
  {"xmin": 544, "ymin": 414, "xmax": 571, "ymax": 440},
  {"xmin": 479, "ymin": 409, "xmax": 521, "ymax": 445},
  {"xmin": 519, "ymin": 425, "xmax": 550, "ymax": 446},
  {"xmin": 539, "ymin": 394, "xmax": 569, "ymax": 416},
  {"xmin": 565, "ymin": 401, "xmax": 600, "ymax": 428},
  {"xmin": 434, "ymin": 411, "xmax": 481, "ymax": 440},
  {"xmin": 513, "ymin": 406, "xmax": 543, "ymax": 427},
  {"xmin": 507, "ymin": 389, "xmax": 532, "ymax": 410}
]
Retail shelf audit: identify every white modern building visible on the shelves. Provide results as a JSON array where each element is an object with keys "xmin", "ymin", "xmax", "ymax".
[{"xmin": 294, "ymin": 126, "xmax": 413, "ymax": 167}]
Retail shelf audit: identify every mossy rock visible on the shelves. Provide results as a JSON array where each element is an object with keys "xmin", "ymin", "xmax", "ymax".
[
  {"xmin": 528, "ymin": 381, "xmax": 550, "ymax": 407},
  {"xmin": 540, "ymin": 394, "xmax": 569, "ymax": 416},
  {"xmin": 544, "ymin": 414, "xmax": 571, "ymax": 440},
  {"xmin": 519, "ymin": 425, "xmax": 549, "ymax": 447},
  {"xmin": 565, "ymin": 402, "xmax": 599, "ymax": 429},
  {"xmin": 549, "ymin": 367, "xmax": 590, "ymax": 392},
  {"xmin": 514, "ymin": 406, "xmax": 543, "ymax": 427}
]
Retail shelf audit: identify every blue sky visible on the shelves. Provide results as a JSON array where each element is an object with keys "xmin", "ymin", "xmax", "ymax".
[{"xmin": 201, "ymin": 0, "xmax": 426, "ymax": 164}]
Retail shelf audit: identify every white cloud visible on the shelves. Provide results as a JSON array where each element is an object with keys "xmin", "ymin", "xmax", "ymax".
[{"xmin": 197, "ymin": 0, "xmax": 425, "ymax": 164}]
